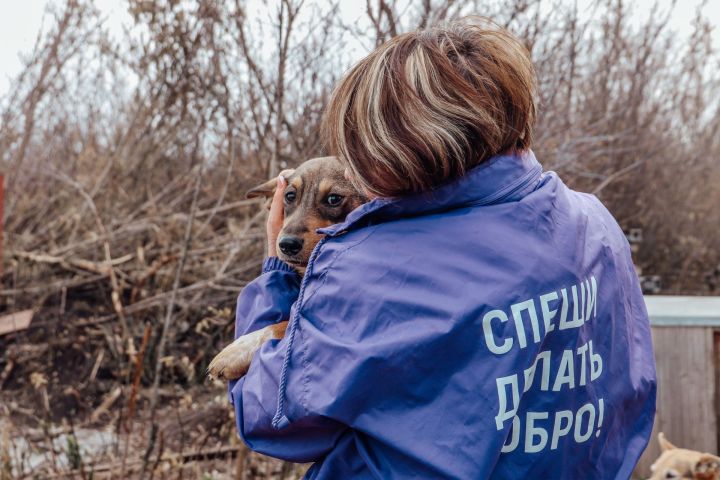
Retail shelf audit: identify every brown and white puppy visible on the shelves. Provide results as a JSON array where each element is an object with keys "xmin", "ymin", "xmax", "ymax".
[
  {"xmin": 650, "ymin": 433, "xmax": 720, "ymax": 480},
  {"xmin": 208, "ymin": 156, "xmax": 366, "ymax": 381}
]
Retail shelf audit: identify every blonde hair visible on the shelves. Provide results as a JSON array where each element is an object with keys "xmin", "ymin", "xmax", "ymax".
[{"xmin": 322, "ymin": 17, "xmax": 537, "ymax": 198}]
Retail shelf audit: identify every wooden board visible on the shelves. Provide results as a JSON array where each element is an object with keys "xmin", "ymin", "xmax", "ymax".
[
  {"xmin": 645, "ymin": 296, "xmax": 720, "ymax": 326},
  {"xmin": 0, "ymin": 309, "xmax": 34, "ymax": 336},
  {"xmin": 634, "ymin": 326, "xmax": 717, "ymax": 477}
]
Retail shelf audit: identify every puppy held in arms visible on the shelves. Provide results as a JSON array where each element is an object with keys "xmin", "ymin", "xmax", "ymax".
[
  {"xmin": 208, "ymin": 156, "xmax": 366, "ymax": 381},
  {"xmin": 650, "ymin": 432, "xmax": 720, "ymax": 480}
]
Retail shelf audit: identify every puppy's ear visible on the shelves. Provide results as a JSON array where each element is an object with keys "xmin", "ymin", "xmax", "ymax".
[
  {"xmin": 694, "ymin": 454, "xmax": 720, "ymax": 480},
  {"xmin": 659, "ymin": 432, "xmax": 677, "ymax": 452},
  {"xmin": 245, "ymin": 168, "xmax": 296, "ymax": 199},
  {"xmin": 246, "ymin": 178, "xmax": 277, "ymax": 200}
]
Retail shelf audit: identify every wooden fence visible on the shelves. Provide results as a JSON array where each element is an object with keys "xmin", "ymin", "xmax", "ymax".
[{"xmin": 634, "ymin": 296, "xmax": 720, "ymax": 477}]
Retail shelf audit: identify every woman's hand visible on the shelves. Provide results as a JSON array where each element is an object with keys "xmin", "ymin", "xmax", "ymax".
[{"xmin": 267, "ymin": 175, "xmax": 287, "ymax": 257}]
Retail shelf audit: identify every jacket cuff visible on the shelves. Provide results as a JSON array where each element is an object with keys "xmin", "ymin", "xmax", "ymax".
[{"xmin": 262, "ymin": 256, "xmax": 295, "ymax": 274}]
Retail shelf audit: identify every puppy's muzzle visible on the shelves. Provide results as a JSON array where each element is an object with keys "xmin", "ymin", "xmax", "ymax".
[{"xmin": 279, "ymin": 236, "xmax": 303, "ymax": 256}]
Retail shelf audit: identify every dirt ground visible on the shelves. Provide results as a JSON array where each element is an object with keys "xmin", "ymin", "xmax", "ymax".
[
  {"xmin": 0, "ymin": 303, "xmax": 309, "ymax": 480},
  {"xmin": 0, "ymin": 380, "xmax": 309, "ymax": 479}
]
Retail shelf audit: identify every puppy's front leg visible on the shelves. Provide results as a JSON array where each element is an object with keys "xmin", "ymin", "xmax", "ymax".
[{"xmin": 208, "ymin": 321, "xmax": 288, "ymax": 381}]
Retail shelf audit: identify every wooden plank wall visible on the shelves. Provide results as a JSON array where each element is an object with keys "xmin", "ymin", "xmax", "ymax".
[{"xmin": 634, "ymin": 326, "xmax": 717, "ymax": 477}]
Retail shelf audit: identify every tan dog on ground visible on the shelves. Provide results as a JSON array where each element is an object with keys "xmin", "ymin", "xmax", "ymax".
[
  {"xmin": 208, "ymin": 156, "xmax": 366, "ymax": 381},
  {"xmin": 650, "ymin": 433, "xmax": 720, "ymax": 480}
]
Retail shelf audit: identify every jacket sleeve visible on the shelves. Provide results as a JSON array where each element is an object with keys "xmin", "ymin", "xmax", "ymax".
[
  {"xmin": 232, "ymin": 257, "xmax": 301, "ymax": 337},
  {"xmin": 228, "ymin": 256, "xmax": 348, "ymax": 462}
]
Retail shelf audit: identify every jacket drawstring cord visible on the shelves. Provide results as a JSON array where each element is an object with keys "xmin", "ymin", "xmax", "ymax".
[{"xmin": 272, "ymin": 237, "xmax": 328, "ymax": 429}]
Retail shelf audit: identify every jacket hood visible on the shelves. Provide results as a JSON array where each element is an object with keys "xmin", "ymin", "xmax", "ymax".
[{"xmin": 319, "ymin": 149, "xmax": 543, "ymax": 236}]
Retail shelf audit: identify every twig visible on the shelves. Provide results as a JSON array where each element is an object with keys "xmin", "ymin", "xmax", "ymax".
[
  {"xmin": 0, "ymin": 358, "xmax": 15, "ymax": 391},
  {"xmin": 88, "ymin": 386, "xmax": 122, "ymax": 424},
  {"xmin": 591, "ymin": 159, "xmax": 643, "ymax": 195},
  {"xmin": 142, "ymin": 162, "xmax": 205, "ymax": 476},
  {"xmin": 11, "ymin": 250, "xmax": 134, "ymax": 275},
  {"xmin": 121, "ymin": 323, "xmax": 152, "ymax": 477}
]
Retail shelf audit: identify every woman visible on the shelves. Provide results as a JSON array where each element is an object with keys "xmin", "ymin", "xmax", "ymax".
[{"xmin": 228, "ymin": 18, "xmax": 656, "ymax": 479}]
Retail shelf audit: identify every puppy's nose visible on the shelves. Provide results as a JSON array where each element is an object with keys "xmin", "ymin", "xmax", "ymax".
[{"xmin": 278, "ymin": 236, "xmax": 303, "ymax": 256}]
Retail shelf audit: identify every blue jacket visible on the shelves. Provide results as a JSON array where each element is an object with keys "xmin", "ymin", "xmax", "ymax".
[{"xmin": 228, "ymin": 149, "xmax": 656, "ymax": 479}]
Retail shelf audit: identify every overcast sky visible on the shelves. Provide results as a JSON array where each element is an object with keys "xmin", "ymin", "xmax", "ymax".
[{"xmin": 0, "ymin": 0, "xmax": 718, "ymax": 98}]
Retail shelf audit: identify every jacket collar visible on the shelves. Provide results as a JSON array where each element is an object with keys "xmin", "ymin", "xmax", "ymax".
[{"xmin": 319, "ymin": 149, "xmax": 543, "ymax": 237}]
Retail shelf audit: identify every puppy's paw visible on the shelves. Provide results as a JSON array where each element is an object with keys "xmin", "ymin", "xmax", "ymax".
[{"xmin": 208, "ymin": 328, "xmax": 270, "ymax": 381}]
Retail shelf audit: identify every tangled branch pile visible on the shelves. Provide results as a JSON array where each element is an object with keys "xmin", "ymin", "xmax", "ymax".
[{"xmin": 0, "ymin": 0, "xmax": 718, "ymax": 478}]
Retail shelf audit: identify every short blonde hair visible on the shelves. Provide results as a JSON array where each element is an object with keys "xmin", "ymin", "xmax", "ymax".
[{"xmin": 322, "ymin": 17, "xmax": 537, "ymax": 198}]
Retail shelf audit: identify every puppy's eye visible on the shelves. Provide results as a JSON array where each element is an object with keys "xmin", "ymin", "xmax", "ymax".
[
  {"xmin": 284, "ymin": 191, "xmax": 296, "ymax": 203},
  {"xmin": 325, "ymin": 194, "xmax": 343, "ymax": 206}
]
